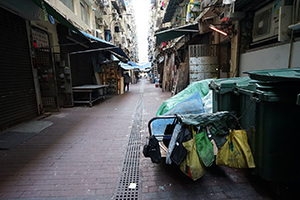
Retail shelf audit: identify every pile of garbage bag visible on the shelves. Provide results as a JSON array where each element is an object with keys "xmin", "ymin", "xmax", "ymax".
[
  {"xmin": 144, "ymin": 111, "xmax": 256, "ymax": 181},
  {"xmin": 144, "ymin": 79, "xmax": 255, "ymax": 181}
]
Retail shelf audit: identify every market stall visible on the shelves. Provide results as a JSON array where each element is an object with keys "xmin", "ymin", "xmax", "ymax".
[{"xmin": 72, "ymin": 84, "xmax": 108, "ymax": 107}]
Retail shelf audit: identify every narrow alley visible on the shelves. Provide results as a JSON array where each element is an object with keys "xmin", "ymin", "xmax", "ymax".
[{"xmin": 0, "ymin": 78, "xmax": 298, "ymax": 200}]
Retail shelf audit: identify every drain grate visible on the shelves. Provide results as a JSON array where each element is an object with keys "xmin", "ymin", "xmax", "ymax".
[
  {"xmin": 113, "ymin": 85, "xmax": 144, "ymax": 200},
  {"xmin": 114, "ymin": 142, "xmax": 140, "ymax": 200}
]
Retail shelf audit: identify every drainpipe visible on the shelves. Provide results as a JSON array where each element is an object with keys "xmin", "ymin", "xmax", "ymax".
[
  {"xmin": 235, "ymin": 21, "xmax": 241, "ymax": 77},
  {"xmin": 288, "ymin": 0, "xmax": 299, "ymax": 68}
]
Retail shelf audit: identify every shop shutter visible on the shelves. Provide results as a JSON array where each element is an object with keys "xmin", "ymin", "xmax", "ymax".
[{"xmin": 0, "ymin": 8, "xmax": 38, "ymax": 130}]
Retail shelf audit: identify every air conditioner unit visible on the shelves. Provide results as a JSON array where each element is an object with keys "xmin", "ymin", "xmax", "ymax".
[
  {"xmin": 91, "ymin": 29, "xmax": 103, "ymax": 39},
  {"xmin": 252, "ymin": 0, "xmax": 292, "ymax": 42},
  {"xmin": 288, "ymin": 0, "xmax": 300, "ymax": 30},
  {"xmin": 278, "ymin": 5, "xmax": 293, "ymax": 41}
]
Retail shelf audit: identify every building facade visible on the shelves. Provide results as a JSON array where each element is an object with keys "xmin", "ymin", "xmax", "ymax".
[
  {"xmin": 0, "ymin": 0, "xmax": 139, "ymax": 130},
  {"xmin": 149, "ymin": 0, "xmax": 300, "ymax": 93}
]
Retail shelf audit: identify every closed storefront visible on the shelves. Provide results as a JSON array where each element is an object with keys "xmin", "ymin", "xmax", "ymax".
[{"xmin": 0, "ymin": 7, "xmax": 38, "ymax": 130}]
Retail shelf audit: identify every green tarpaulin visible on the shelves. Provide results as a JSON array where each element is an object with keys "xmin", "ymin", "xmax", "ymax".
[{"xmin": 156, "ymin": 79, "xmax": 214, "ymax": 116}]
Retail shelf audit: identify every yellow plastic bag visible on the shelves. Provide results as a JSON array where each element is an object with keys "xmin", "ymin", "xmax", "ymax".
[
  {"xmin": 216, "ymin": 130, "xmax": 255, "ymax": 168},
  {"xmin": 180, "ymin": 128, "xmax": 205, "ymax": 181}
]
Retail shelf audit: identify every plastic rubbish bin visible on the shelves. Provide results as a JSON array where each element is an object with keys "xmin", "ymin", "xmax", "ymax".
[
  {"xmin": 209, "ymin": 77, "xmax": 252, "ymax": 114},
  {"xmin": 234, "ymin": 83, "xmax": 257, "ymax": 132},
  {"xmin": 237, "ymin": 69, "xmax": 300, "ymax": 181},
  {"xmin": 244, "ymin": 67, "xmax": 300, "ymax": 82},
  {"xmin": 208, "ymin": 68, "xmax": 300, "ymax": 181}
]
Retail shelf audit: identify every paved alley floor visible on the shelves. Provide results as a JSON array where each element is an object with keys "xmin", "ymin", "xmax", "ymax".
[{"xmin": 0, "ymin": 78, "xmax": 298, "ymax": 200}]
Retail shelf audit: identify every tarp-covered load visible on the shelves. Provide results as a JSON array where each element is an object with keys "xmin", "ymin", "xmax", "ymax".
[
  {"xmin": 151, "ymin": 91, "xmax": 205, "ymax": 137},
  {"xmin": 156, "ymin": 79, "xmax": 214, "ymax": 116},
  {"xmin": 144, "ymin": 78, "xmax": 255, "ymax": 181}
]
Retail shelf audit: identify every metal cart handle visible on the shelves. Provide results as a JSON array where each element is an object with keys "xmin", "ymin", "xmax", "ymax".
[{"xmin": 148, "ymin": 115, "xmax": 177, "ymax": 136}]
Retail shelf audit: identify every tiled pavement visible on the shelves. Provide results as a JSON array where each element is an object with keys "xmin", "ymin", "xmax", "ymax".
[{"xmin": 0, "ymin": 78, "xmax": 299, "ymax": 200}]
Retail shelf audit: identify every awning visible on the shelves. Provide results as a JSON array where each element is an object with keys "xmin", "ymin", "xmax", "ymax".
[
  {"xmin": 136, "ymin": 62, "xmax": 151, "ymax": 70},
  {"xmin": 113, "ymin": 55, "xmax": 119, "ymax": 61},
  {"xmin": 31, "ymin": 0, "xmax": 84, "ymax": 37},
  {"xmin": 127, "ymin": 61, "xmax": 139, "ymax": 67},
  {"xmin": 69, "ymin": 31, "xmax": 129, "ymax": 62},
  {"xmin": 155, "ymin": 22, "xmax": 198, "ymax": 44},
  {"xmin": 119, "ymin": 62, "xmax": 134, "ymax": 70},
  {"xmin": 109, "ymin": 50, "xmax": 129, "ymax": 62},
  {"xmin": 119, "ymin": 62, "xmax": 151, "ymax": 70},
  {"xmin": 84, "ymin": 32, "xmax": 130, "ymax": 61}
]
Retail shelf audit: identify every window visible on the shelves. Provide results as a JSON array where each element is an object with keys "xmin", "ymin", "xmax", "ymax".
[
  {"xmin": 80, "ymin": 0, "xmax": 89, "ymax": 25},
  {"xmin": 60, "ymin": 0, "xmax": 74, "ymax": 12}
]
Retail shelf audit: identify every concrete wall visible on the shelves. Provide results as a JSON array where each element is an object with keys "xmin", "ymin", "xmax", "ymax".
[
  {"xmin": 47, "ymin": 0, "xmax": 89, "ymax": 31},
  {"xmin": 239, "ymin": 40, "xmax": 300, "ymax": 76},
  {"xmin": 30, "ymin": 9, "xmax": 60, "ymax": 53}
]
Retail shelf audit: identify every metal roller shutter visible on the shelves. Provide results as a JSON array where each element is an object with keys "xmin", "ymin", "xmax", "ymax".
[{"xmin": 0, "ymin": 7, "xmax": 38, "ymax": 130}]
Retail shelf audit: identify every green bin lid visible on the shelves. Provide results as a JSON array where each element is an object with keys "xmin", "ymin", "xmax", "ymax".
[
  {"xmin": 211, "ymin": 77, "xmax": 251, "ymax": 88},
  {"xmin": 210, "ymin": 77, "xmax": 254, "ymax": 94},
  {"xmin": 243, "ymin": 68, "xmax": 300, "ymax": 81}
]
